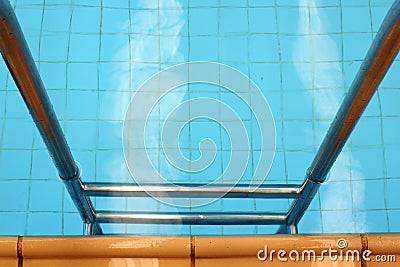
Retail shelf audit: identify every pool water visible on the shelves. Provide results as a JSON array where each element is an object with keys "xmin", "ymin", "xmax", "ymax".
[{"xmin": 0, "ymin": 0, "xmax": 399, "ymax": 235}]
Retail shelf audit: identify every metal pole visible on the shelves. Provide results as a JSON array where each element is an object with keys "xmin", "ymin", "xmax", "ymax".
[
  {"xmin": 96, "ymin": 211, "xmax": 287, "ymax": 225},
  {"xmin": 84, "ymin": 183, "xmax": 301, "ymax": 198},
  {"xmin": 84, "ymin": 223, "xmax": 94, "ymax": 236},
  {"xmin": 281, "ymin": 0, "xmax": 400, "ymax": 233},
  {"xmin": 0, "ymin": 0, "xmax": 102, "ymax": 234}
]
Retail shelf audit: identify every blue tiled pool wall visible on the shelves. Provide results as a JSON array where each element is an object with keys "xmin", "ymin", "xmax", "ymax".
[{"xmin": 0, "ymin": 0, "xmax": 399, "ymax": 235}]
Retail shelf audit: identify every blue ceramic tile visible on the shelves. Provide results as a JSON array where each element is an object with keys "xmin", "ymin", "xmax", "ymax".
[
  {"xmin": 220, "ymin": 35, "xmax": 248, "ymax": 62},
  {"xmin": 310, "ymin": 7, "xmax": 341, "ymax": 34},
  {"xmin": 277, "ymin": 7, "xmax": 301, "ymax": 34},
  {"xmin": 95, "ymin": 149, "xmax": 129, "ymax": 182},
  {"xmin": 130, "ymin": 0, "xmax": 157, "ymax": 9},
  {"xmin": 248, "ymin": 0, "xmax": 274, "ymax": 7},
  {"xmin": 320, "ymin": 181, "xmax": 353, "ymax": 210},
  {"xmin": 69, "ymin": 34, "xmax": 100, "ymax": 62},
  {"xmin": 256, "ymin": 199, "xmax": 291, "ymax": 212},
  {"xmin": 66, "ymin": 90, "xmax": 98, "ymax": 119},
  {"xmin": 15, "ymin": 6, "xmax": 43, "ymax": 33},
  {"xmin": 101, "ymin": 34, "xmax": 129, "ymax": 61},
  {"xmin": 0, "ymin": 150, "xmax": 31, "ymax": 179},
  {"xmin": 71, "ymin": 6, "xmax": 101, "ymax": 33},
  {"xmin": 371, "ymin": 5, "xmax": 391, "ymax": 32},
  {"xmin": 223, "ymin": 225, "xmax": 257, "ymax": 234},
  {"xmin": 380, "ymin": 90, "xmax": 400, "ymax": 116},
  {"xmin": 160, "ymin": 36, "xmax": 187, "ymax": 63},
  {"xmin": 283, "ymin": 90, "xmax": 313, "ymax": 120},
  {"xmin": 98, "ymin": 63, "xmax": 121, "ymax": 90},
  {"xmin": 63, "ymin": 212, "xmax": 83, "ymax": 235},
  {"xmin": 266, "ymin": 151, "xmax": 286, "ymax": 181},
  {"xmin": 64, "ymin": 190, "xmax": 78, "ymax": 213},
  {"xmin": 388, "ymin": 210, "xmax": 400, "ymax": 232},
  {"xmin": 42, "ymin": 5, "xmax": 72, "ymax": 32},
  {"xmin": 95, "ymin": 197, "xmax": 126, "ymax": 210},
  {"xmin": 356, "ymin": 210, "xmax": 388, "ymax": 232},
  {"xmin": 159, "ymin": 225, "xmax": 191, "ymax": 235},
  {"xmin": 249, "ymin": 34, "xmax": 279, "ymax": 62},
  {"xmin": 29, "ymin": 180, "xmax": 63, "ymax": 212},
  {"xmin": 257, "ymin": 225, "xmax": 281, "ymax": 234},
  {"xmin": 343, "ymin": 33, "xmax": 372, "ymax": 61},
  {"xmin": 127, "ymin": 197, "xmax": 159, "ymax": 212},
  {"xmin": 2, "ymin": 119, "xmax": 34, "ymax": 149},
  {"xmin": 341, "ymin": 0, "xmax": 370, "ymax": 6},
  {"xmin": 31, "ymin": 150, "xmax": 58, "ymax": 180},
  {"xmin": 250, "ymin": 63, "xmax": 281, "ymax": 92},
  {"xmin": 385, "ymin": 148, "xmax": 400, "ymax": 178},
  {"xmin": 126, "ymin": 224, "xmax": 159, "ymax": 235},
  {"xmin": 160, "ymin": 9, "xmax": 188, "ymax": 35},
  {"xmin": 40, "ymin": 34, "xmax": 69, "ymax": 61},
  {"xmin": 6, "ymin": 91, "xmax": 31, "ymax": 118},
  {"xmin": 0, "ymin": 0, "xmax": 399, "ymax": 236},
  {"xmin": 284, "ymin": 121, "xmax": 314, "ymax": 150},
  {"xmin": 191, "ymin": 225, "xmax": 223, "ymax": 235},
  {"xmin": 65, "ymin": 120, "xmax": 98, "ymax": 150},
  {"xmin": 298, "ymin": 210, "xmax": 322, "ymax": 233},
  {"xmin": 281, "ymin": 63, "xmax": 309, "ymax": 90},
  {"xmin": 308, "ymin": 192, "xmax": 321, "ymax": 210},
  {"xmin": 351, "ymin": 148, "xmax": 385, "ymax": 180},
  {"xmin": 386, "ymin": 179, "xmax": 400, "ymax": 209},
  {"xmin": 342, "ymin": 6, "xmax": 372, "ymax": 32},
  {"xmin": 129, "ymin": 9, "xmax": 159, "ymax": 34},
  {"xmin": 285, "ymin": 151, "xmax": 314, "ymax": 182},
  {"xmin": 26, "ymin": 212, "xmax": 63, "ymax": 235},
  {"xmin": 103, "ymin": 0, "xmax": 128, "ymax": 8},
  {"xmin": 370, "ymin": 0, "xmax": 395, "ymax": 5},
  {"xmin": 41, "ymin": 63, "xmax": 67, "ymax": 89},
  {"xmin": 68, "ymin": 63, "xmax": 98, "ymax": 90},
  {"xmin": 353, "ymin": 179, "xmax": 386, "ymax": 210},
  {"xmin": 249, "ymin": 7, "xmax": 276, "ymax": 33},
  {"xmin": 75, "ymin": 151, "xmax": 96, "ymax": 181},
  {"xmin": 0, "ymin": 180, "xmax": 29, "ymax": 211},
  {"xmin": 189, "ymin": 36, "xmax": 218, "ymax": 61},
  {"xmin": 322, "ymin": 210, "xmax": 355, "ymax": 233},
  {"xmin": 350, "ymin": 117, "xmax": 382, "ymax": 147},
  {"xmin": 47, "ymin": 90, "xmax": 67, "ymax": 120},
  {"xmin": 278, "ymin": 35, "xmax": 299, "ymax": 62},
  {"xmin": 381, "ymin": 60, "xmax": 400, "ymax": 88},
  {"xmin": 0, "ymin": 212, "xmax": 26, "ymax": 235},
  {"xmin": 102, "ymin": 7, "xmax": 129, "ymax": 33},
  {"xmin": 382, "ymin": 118, "xmax": 400, "ymax": 145},
  {"xmin": 98, "ymin": 121, "xmax": 123, "ymax": 149},
  {"xmin": 220, "ymin": 8, "xmax": 248, "ymax": 34},
  {"xmin": 189, "ymin": 8, "xmax": 218, "ymax": 36}
]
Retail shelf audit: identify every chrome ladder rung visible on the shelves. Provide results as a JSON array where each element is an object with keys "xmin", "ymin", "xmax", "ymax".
[
  {"xmin": 95, "ymin": 211, "xmax": 287, "ymax": 225},
  {"xmin": 84, "ymin": 182, "xmax": 301, "ymax": 199},
  {"xmin": 1, "ymin": 0, "xmax": 399, "ymax": 235}
]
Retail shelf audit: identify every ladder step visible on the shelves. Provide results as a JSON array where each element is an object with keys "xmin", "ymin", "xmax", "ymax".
[
  {"xmin": 84, "ymin": 183, "xmax": 301, "ymax": 199},
  {"xmin": 95, "ymin": 211, "xmax": 287, "ymax": 225}
]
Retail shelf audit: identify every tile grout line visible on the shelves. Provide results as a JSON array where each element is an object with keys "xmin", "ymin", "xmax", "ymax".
[
  {"xmin": 17, "ymin": 236, "xmax": 23, "ymax": 267},
  {"xmin": 190, "ymin": 236, "xmax": 195, "ymax": 267},
  {"xmin": 360, "ymin": 234, "xmax": 368, "ymax": 267}
]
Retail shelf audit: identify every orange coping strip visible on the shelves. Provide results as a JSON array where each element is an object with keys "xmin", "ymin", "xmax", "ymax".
[{"xmin": 0, "ymin": 234, "xmax": 398, "ymax": 266}]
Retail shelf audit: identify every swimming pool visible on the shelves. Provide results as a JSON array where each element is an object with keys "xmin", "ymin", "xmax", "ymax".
[{"xmin": 0, "ymin": 0, "xmax": 399, "ymax": 235}]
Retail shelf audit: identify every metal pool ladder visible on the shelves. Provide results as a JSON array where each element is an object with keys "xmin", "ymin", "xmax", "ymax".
[{"xmin": 0, "ymin": 0, "xmax": 399, "ymax": 235}]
